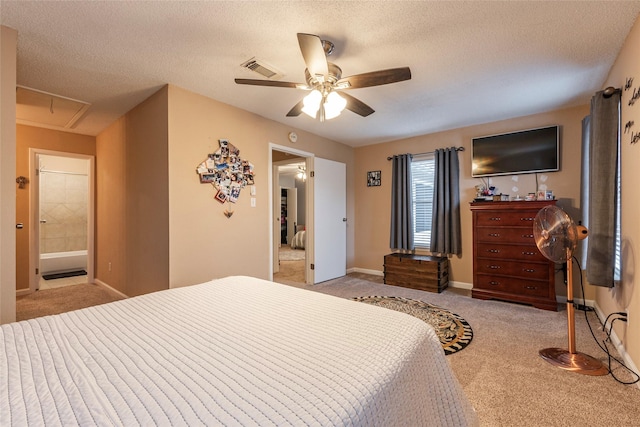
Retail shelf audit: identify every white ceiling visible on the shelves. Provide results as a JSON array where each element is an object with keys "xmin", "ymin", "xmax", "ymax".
[{"xmin": 2, "ymin": 1, "xmax": 640, "ymax": 147}]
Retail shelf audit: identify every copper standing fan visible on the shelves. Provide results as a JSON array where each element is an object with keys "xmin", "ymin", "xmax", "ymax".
[{"xmin": 533, "ymin": 205, "xmax": 608, "ymax": 375}]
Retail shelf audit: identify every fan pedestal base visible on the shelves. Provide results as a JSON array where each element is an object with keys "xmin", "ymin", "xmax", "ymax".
[{"xmin": 539, "ymin": 348, "xmax": 608, "ymax": 376}]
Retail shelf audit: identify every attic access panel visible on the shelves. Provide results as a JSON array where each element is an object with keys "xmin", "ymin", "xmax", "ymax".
[{"xmin": 16, "ymin": 85, "xmax": 91, "ymax": 129}]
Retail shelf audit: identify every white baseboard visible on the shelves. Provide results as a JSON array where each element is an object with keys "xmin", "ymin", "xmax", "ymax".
[
  {"xmin": 593, "ymin": 302, "xmax": 640, "ymax": 389},
  {"xmin": 348, "ymin": 267, "xmax": 383, "ymax": 276},
  {"xmin": 15, "ymin": 288, "xmax": 30, "ymax": 297},
  {"xmin": 94, "ymin": 279, "xmax": 129, "ymax": 299},
  {"xmin": 450, "ymin": 281, "xmax": 473, "ymax": 290},
  {"xmin": 555, "ymin": 295, "xmax": 595, "ymax": 308}
]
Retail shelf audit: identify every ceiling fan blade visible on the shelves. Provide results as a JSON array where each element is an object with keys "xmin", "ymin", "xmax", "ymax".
[
  {"xmin": 337, "ymin": 67, "xmax": 411, "ymax": 89},
  {"xmin": 235, "ymin": 79, "xmax": 304, "ymax": 89},
  {"xmin": 297, "ymin": 33, "xmax": 329, "ymax": 80},
  {"xmin": 340, "ymin": 92, "xmax": 375, "ymax": 117},
  {"xmin": 286, "ymin": 100, "xmax": 304, "ymax": 117}
]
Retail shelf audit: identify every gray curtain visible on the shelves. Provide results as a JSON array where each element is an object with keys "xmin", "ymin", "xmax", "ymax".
[
  {"xmin": 430, "ymin": 148, "xmax": 461, "ymax": 255},
  {"xmin": 390, "ymin": 154, "xmax": 414, "ymax": 251},
  {"xmin": 585, "ymin": 89, "xmax": 620, "ymax": 287}
]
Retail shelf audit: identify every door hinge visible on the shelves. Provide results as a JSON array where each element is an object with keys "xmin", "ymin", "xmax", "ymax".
[
  {"xmin": 310, "ymin": 263, "xmax": 315, "ymax": 270},
  {"xmin": 35, "ymin": 268, "xmax": 39, "ymax": 274},
  {"xmin": 310, "ymin": 171, "xmax": 314, "ymax": 178}
]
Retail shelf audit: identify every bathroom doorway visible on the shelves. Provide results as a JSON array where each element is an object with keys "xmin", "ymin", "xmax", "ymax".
[{"xmin": 29, "ymin": 149, "xmax": 95, "ymax": 292}]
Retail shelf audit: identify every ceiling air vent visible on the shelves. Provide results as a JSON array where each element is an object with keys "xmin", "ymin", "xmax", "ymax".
[{"xmin": 240, "ymin": 57, "xmax": 283, "ymax": 80}]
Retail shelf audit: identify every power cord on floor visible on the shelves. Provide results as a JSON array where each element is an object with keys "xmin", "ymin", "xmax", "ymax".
[{"xmin": 573, "ymin": 256, "xmax": 639, "ymax": 385}]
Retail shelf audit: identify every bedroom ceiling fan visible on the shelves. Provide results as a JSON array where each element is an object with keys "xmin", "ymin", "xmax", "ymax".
[
  {"xmin": 235, "ymin": 33, "xmax": 411, "ymax": 122},
  {"xmin": 533, "ymin": 205, "xmax": 608, "ymax": 376}
]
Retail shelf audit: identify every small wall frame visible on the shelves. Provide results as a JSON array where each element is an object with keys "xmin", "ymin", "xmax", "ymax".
[{"xmin": 367, "ymin": 170, "xmax": 381, "ymax": 187}]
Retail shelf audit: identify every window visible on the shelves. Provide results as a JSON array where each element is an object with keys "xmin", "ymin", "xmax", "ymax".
[{"xmin": 411, "ymin": 154, "xmax": 435, "ymax": 248}]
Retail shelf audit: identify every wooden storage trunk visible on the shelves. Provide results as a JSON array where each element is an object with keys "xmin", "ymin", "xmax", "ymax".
[{"xmin": 383, "ymin": 254, "xmax": 449, "ymax": 293}]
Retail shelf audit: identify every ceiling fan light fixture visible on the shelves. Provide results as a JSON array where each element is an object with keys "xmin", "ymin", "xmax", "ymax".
[
  {"xmin": 324, "ymin": 91, "xmax": 347, "ymax": 120},
  {"xmin": 301, "ymin": 89, "xmax": 322, "ymax": 118}
]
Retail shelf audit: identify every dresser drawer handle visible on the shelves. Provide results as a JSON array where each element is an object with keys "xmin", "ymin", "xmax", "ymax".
[
  {"xmin": 489, "ymin": 281, "xmax": 500, "ymax": 286},
  {"xmin": 523, "ymin": 268, "xmax": 536, "ymax": 273},
  {"xmin": 489, "ymin": 265, "xmax": 501, "ymax": 269},
  {"xmin": 487, "ymin": 249, "xmax": 500, "ymax": 253},
  {"xmin": 525, "ymin": 286, "xmax": 538, "ymax": 290},
  {"xmin": 520, "ymin": 217, "xmax": 535, "ymax": 222},
  {"xmin": 522, "ymin": 234, "xmax": 533, "ymax": 238},
  {"xmin": 489, "ymin": 233, "xmax": 500, "ymax": 237},
  {"xmin": 489, "ymin": 217, "xmax": 501, "ymax": 221},
  {"xmin": 522, "ymin": 251, "xmax": 536, "ymax": 256}
]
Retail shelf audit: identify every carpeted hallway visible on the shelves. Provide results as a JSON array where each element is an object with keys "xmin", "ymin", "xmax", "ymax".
[{"xmin": 16, "ymin": 283, "xmax": 125, "ymax": 322}]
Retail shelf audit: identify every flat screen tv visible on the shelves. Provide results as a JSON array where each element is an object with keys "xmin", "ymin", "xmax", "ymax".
[{"xmin": 471, "ymin": 125, "xmax": 560, "ymax": 177}]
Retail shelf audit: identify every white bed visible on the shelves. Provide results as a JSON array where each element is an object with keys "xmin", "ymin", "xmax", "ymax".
[
  {"xmin": 1, "ymin": 276, "xmax": 478, "ymax": 426},
  {"xmin": 290, "ymin": 229, "xmax": 306, "ymax": 249}
]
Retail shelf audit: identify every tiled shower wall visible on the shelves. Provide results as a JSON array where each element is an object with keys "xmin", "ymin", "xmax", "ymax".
[{"xmin": 39, "ymin": 171, "xmax": 88, "ymax": 254}]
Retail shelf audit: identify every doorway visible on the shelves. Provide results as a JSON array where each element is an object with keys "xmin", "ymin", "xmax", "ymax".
[
  {"xmin": 29, "ymin": 149, "xmax": 95, "ymax": 292},
  {"xmin": 269, "ymin": 143, "xmax": 347, "ymax": 285},
  {"xmin": 275, "ymin": 160, "xmax": 307, "ymax": 284}
]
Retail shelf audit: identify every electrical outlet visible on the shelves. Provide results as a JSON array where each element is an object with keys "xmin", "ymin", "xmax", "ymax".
[{"xmin": 251, "ymin": 197, "xmax": 256, "ymax": 207}]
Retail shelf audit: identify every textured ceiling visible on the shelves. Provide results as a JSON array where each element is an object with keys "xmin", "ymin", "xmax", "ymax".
[{"xmin": 2, "ymin": 1, "xmax": 640, "ymax": 147}]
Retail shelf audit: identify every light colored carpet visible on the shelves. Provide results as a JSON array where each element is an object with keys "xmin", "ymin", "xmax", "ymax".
[
  {"xmin": 278, "ymin": 246, "xmax": 306, "ymax": 261},
  {"xmin": 16, "ymin": 283, "xmax": 125, "ymax": 321},
  {"xmin": 284, "ymin": 273, "xmax": 640, "ymax": 427},
  {"xmin": 273, "ymin": 259, "xmax": 305, "ymax": 283}
]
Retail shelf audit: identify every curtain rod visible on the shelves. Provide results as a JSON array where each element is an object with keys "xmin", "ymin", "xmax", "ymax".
[{"xmin": 387, "ymin": 146, "xmax": 465, "ymax": 161}]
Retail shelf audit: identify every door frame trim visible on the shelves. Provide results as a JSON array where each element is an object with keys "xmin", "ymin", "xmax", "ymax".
[
  {"xmin": 268, "ymin": 143, "xmax": 313, "ymax": 283},
  {"xmin": 29, "ymin": 148, "xmax": 95, "ymax": 293}
]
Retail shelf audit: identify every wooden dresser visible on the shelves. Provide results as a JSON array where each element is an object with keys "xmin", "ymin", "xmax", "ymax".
[
  {"xmin": 470, "ymin": 200, "xmax": 557, "ymax": 311},
  {"xmin": 384, "ymin": 254, "xmax": 449, "ymax": 293}
]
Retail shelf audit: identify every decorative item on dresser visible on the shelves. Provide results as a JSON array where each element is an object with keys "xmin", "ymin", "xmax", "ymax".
[
  {"xmin": 470, "ymin": 200, "xmax": 557, "ymax": 311},
  {"xmin": 383, "ymin": 253, "xmax": 449, "ymax": 293}
]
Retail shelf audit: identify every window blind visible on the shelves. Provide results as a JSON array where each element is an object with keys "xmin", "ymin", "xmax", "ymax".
[{"xmin": 411, "ymin": 154, "xmax": 435, "ymax": 248}]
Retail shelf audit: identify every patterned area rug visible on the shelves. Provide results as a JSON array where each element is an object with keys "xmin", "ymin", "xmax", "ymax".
[{"xmin": 353, "ymin": 296, "xmax": 473, "ymax": 355}]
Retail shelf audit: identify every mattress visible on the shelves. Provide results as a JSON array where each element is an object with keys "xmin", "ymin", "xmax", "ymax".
[{"xmin": 1, "ymin": 276, "xmax": 478, "ymax": 426}]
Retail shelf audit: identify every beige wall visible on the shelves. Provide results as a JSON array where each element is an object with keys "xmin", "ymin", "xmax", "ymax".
[
  {"xmin": 354, "ymin": 104, "xmax": 590, "ymax": 299},
  {"xmin": 1, "ymin": 25, "xmax": 17, "ymax": 323},
  {"xmin": 167, "ymin": 85, "xmax": 355, "ymax": 287},
  {"xmin": 15, "ymin": 125, "xmax": 96, "ymax": 291},
  {"xmin": 598, "ymin": 14, "xmax": 640, "ymax": 372},
  {"xmin": 96, "ymin": 86, "xmax": 169, "ymax": 296}
]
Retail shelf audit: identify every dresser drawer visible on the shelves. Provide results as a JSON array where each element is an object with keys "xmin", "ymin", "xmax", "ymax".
[
  {"xmin": 475, "ymin": 211, "xmax": 539, "ymax": 227},
  {"xmin": 475, "ymin": 258, "xmax": 550, "ymax": 280},
  {"xmin": 476, "ymin": 243, "xmax": 547, "ymax": 262},
  {"xmin": 475, "ymin": 275, "xmax": 550, "ymax": 297},
  {"xmin": 475, "ymin": 227, "xmax": 535, "ymax": 244}
]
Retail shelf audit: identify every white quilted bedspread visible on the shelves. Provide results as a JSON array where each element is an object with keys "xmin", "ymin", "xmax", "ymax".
[{"xmin": 1, "ymin": 276, "xmax": 478, "ymax": 426}]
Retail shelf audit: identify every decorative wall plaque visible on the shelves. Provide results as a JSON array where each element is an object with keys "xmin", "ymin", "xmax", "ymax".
[{"xmin": 195, "ymin": 139, "xmax": 255, "ymax": 216}]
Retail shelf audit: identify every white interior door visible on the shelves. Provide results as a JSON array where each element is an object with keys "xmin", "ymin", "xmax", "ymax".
[{"xmin": 312, "ymin": 158, "xmax": 346, "ymax": 283}]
